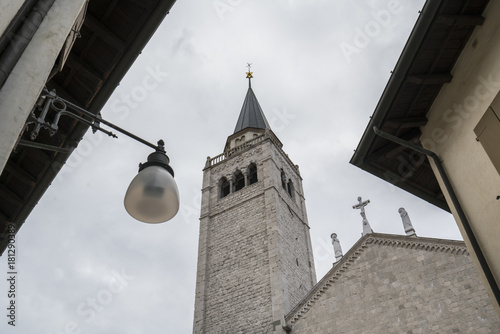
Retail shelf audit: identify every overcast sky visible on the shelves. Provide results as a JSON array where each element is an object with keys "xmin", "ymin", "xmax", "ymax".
[{"xmin": 1, "ymin": 0, "xmax": 465, "ymax": 333}]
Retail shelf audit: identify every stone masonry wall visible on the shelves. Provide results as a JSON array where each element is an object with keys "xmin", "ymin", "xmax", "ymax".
[
  {"xmin": 193, "ymin": 136, "xmax": 316, "ymax": 333},
  {"xmin": 288, "ymin": 236, "xmax": 500, "ymax": 334},
  {"xmin": 266, "ymin": 183, "xmax": 316, "ymax": 313},
  {"xmin": 262, "ymin": 140, "xmax": 317, "ymax": 317},
  {"xmin": 204, "ymin": 189, "xmax": 272, "ymax": 332}
]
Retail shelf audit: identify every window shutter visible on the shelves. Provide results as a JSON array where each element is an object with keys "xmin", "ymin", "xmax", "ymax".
[{"xmin": 474, "ymin": 107, "xmax": 500, "ymax": 175}]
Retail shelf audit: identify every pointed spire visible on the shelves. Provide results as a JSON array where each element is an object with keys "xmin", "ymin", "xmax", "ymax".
[{"xmin": 233, "ymin": 65, "xmax": 270, "ymax": 134}]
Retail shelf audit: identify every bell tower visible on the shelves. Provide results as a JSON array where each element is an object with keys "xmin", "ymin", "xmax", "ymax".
[{"xmin": 192, "ymin": 70, "xmax": 316, "ymax": 333}]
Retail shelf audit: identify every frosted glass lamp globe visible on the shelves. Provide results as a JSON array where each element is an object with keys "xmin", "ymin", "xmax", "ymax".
[{"xmin": 124, "ymin": 148, "xmax": 179, "ymax": 223}]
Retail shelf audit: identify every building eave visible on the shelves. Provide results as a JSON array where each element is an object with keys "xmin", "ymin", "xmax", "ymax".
[
  {"xmin": 0, "ymin": 0, "xmax": 178, "ymax": 255},
  {"xmin": 350, "ymin": 0, "xmax": 490, "ymax": 212}
]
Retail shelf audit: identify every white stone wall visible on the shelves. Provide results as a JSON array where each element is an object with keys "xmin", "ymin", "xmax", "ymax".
[
  {"xmin": 0, "ymin": 0, "xmax": 88, "ymax": 173},
  {"xmin": 193, "ymin": 137, "xmax": 316, "ymax": 333},
  {"xmin": 0, "ymin": 1, "xmax": 24, "ymax": 36}
]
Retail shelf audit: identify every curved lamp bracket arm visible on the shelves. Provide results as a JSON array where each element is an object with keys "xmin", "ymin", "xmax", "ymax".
[{"xmin": 28, "ymin": 87, "xmax": 164, "ymax": 152}]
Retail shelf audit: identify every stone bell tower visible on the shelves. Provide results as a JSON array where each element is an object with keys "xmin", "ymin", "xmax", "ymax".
[{"xmin": 192, "ymin": 70, "xmax": 316, "ymax": 334}]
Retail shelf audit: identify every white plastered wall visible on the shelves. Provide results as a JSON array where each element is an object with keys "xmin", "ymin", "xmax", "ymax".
[
  {"xmin": 0, "ymin": 1, "xmax": 24, "ymax": 36},
  {"xmin": 420, "ymin": 0, "xmax": 500, "ymax": 314},
  {"xmin": 0, "ymin": 0, "xmax": 88, "ymax": 173}
]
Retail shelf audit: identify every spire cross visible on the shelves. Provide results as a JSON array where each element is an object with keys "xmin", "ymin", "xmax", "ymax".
[
  {"xmin": 352, "ymin": 196, "xmax": 373, "ymax": 236},
  {"xmin": 352, "ymin": 196, "xmax": 369, "ymax": 213},
  {"xmin": 246, "ymin": 63, "xmax": 253, "ymax": 88}
]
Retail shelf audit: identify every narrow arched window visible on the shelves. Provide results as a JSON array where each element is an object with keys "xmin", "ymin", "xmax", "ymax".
[
  {"xmin": 287, "ymin": 179, "xmax": 294, "ymax": 197},
  {"xmin": 220, "ymin": 177, "xmax": 230, "ymax": 198},
  {"xmin": 248, "ymin": 163, "xmax": 258, "ymax": 185},
  {"xmin": 234, "ymin": 171, "xmax": 245, "ymax": 192},
  {"xmin": 281, "ymin": 169, "xmax": 287, "ymax": 190}
]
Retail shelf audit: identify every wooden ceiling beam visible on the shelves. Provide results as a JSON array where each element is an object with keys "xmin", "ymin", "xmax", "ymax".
[
  {"xmin": 79, "ymin": 32, "xmax": 97, "ymax": 59},
  {"xmin": 406, "ymin": 73, "xmax": 453, "ymax": 85},
  {"xmin": 437, "ymin": 14, "xmax": 485, "ymax": 27},
  {"xmin": 0, "ymin": 184, "xmax": 24, "ymax": 206},
  {"xmin": 65, "ymin": 54, "xmax": 104, "ymax": 85},
  {"xmin": 46, "ymin": 80, "xmax": 77, "ymax": 102},
  {"xmin": 367, "ymin": 130, "xmax": 421, "ymax": 162},
  {"xmin": 129, "ymin": 0, "xmax": 156, "ymax": 9},
  {"xmin": 21, "ymin": 146, "xmax": 52, "ymax": 165},
  {"xmin": 62, "ymin": 67, "xmax": 76, "ymax": 88},
  {"xmin": 3, "ymin": 163, "xmax": 37, "ymax": 186},
  {"xmin": 0, "ymin": 211, "xmax": 10, "ymax": 226},
  {"xmin": 102, "ymin": 0, "xmax": 120, "ymax": 21},
  {"xmin": 382, "ymin": 116, "xmax": 428, "ymax": 129},
  {"xmin": 83, "ymin": 13, "xmax": 126, "ymax": 51},
  {"xmin": 372, "ymin": 161, "xmax": 439, "ymax": 197}
]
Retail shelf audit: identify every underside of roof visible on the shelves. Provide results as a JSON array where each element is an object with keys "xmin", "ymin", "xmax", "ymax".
[
  {"xmin": 350, "ymin": 0, "xmax": 490, "ymax": 211},
  {"xmin": 0, "ymin": 0, "xmax": 177, "ymax": 255}
]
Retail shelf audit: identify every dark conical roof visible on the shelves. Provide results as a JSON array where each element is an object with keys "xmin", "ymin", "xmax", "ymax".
[{"xmin": 233, "ymin": 87, "xmax": 270, "ymax": 133}]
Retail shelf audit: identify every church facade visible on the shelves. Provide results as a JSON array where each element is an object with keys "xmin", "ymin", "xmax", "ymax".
[
  {"xmin": 192, "ymin": 72, "xmax": 500, "ymax": 333},
  {"xmin": 286, "ymin": 233, "xmax": 500, "ymax": 334}
]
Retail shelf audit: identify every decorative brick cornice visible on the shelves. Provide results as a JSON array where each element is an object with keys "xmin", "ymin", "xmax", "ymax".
[
  {"xmin": 366, "ymin": 235, "xmax": 468, "ymax": 255},
  {"xmin": 285, "ymin": 233, "xmax": 468, "ymax": 326}
]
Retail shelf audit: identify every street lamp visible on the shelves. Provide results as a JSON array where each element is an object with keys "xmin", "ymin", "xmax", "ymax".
[
  {"xmin": 124, "ymin": 140, "xmax": 179, "ymax": 223},
  {"xmin": 26, "ymin": 87, "xmax": 180, "ymax": 223}
]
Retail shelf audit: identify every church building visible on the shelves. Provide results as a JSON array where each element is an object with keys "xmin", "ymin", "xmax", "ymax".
[
  {"xmin": 192, "ymin": 71, "xmax": 500, "ymax": 333},
  {"xmin": 350, "ymin": 0, "xmax": 500, "ymax": 312}
]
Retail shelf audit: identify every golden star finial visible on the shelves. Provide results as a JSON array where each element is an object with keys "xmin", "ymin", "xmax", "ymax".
[
  {"xmin": 246, "ymin": 63, "xmax": 253, "ymax": 78},
  {"xmin": 246, "ymin": 63, "xmax": 253, "ymax": 88}
]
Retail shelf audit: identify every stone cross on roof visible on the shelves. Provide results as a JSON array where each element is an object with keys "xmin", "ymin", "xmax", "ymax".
[{"xmin": 352, "ymin": 196, "xmax": 374, "ymax": 236}]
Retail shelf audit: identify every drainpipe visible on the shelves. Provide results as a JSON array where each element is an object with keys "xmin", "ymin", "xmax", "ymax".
[
  {"xmin": 0, "ymin": 0, "xmax": 56, "ymax": 89},
  {"xmin": 373, "ymin": 126, "xmax": 500, "ymax": 307}
]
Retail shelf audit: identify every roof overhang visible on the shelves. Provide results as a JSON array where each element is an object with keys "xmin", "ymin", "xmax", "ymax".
[
  {"xmin": 350, "ymin": 0, "xmax": 490, "ymax": 212},
  {"xmin": 0, "ymin": 0, "xmax": 177, "ymax": 255}
]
